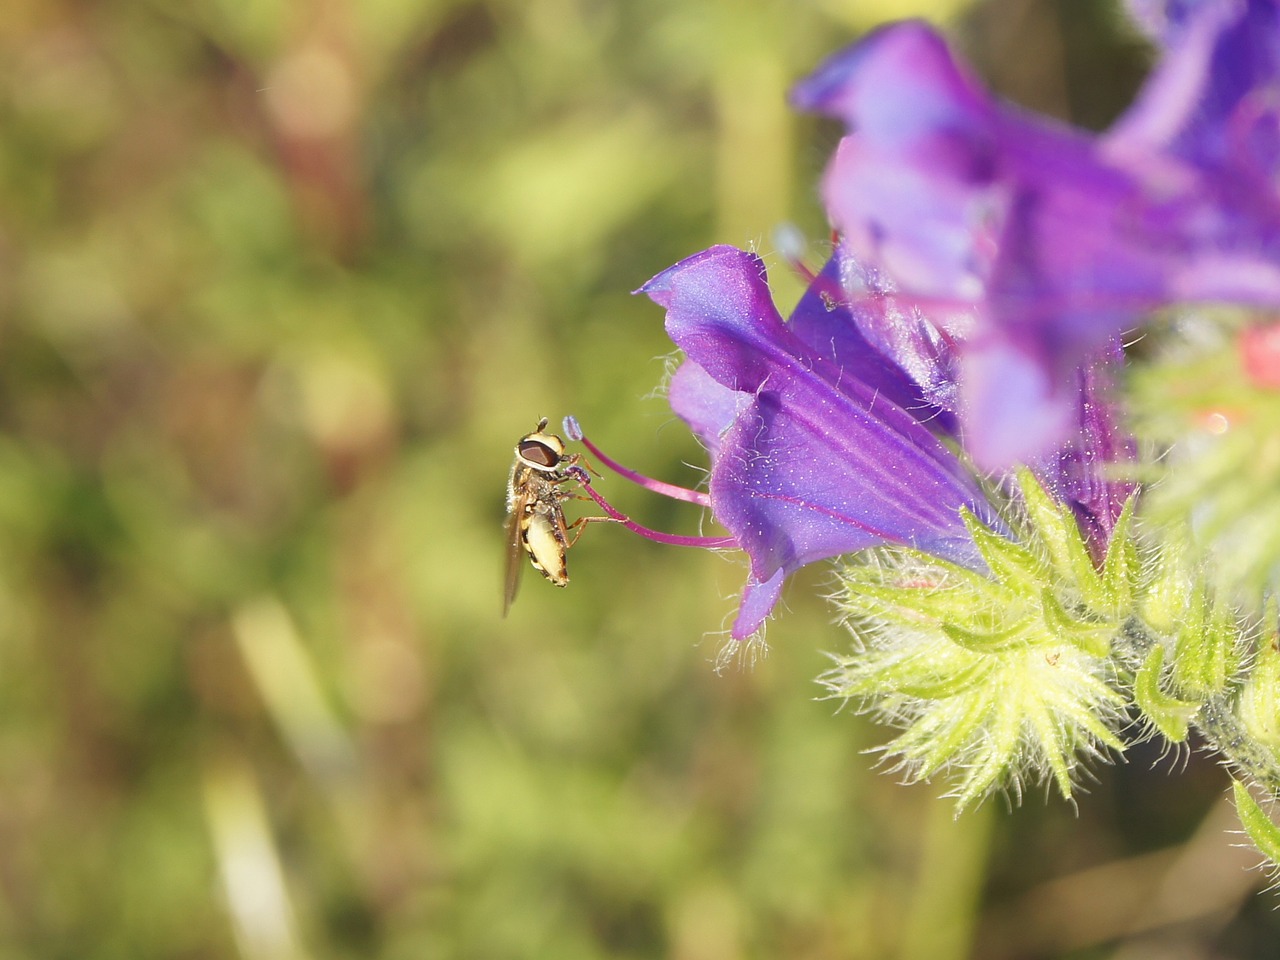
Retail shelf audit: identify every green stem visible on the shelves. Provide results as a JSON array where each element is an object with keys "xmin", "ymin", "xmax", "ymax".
[{"xmin": 1195, "ymin": 694, "xmax": 1280, "ymax": 791}]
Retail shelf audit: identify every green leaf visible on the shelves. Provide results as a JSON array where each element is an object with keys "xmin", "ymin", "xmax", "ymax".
[
  {"xmin": 951, "ymin": 698, "xmax": 1021, "ymax": 810},
  {"xmin": 1101, "ymin": 494, "xmax": 1139, "ymax": 611},
  {"xmin": 1016, "ymin": 468, "xmax": 1107, "ymax": 608},
  {"xmin": 941, "ymin": 618, "xmax": 1033, "ymax": 653},
  {"xmin": 1134, "ymin": 645, "xmax": 1200, "ymax": 743},
  {"xmin": 1024, "ymin": 696, "xmax": 1073, "ymax": 799},
  {"xmin": 1233, "ymin": 780, "xmax": 1280, "ymax": 867},
  {"xmin": 1171, "ymin": 584, "xmax": 1237, "ymax": 697},
  {"xmin": 1039, "ymin": 588, "xmax": 1113, "ymax": 658},
  {"xmin": 1239, "ymin": 608, "xmax": 1280, "ymax": 749},
  {"xmin": 962, "ymin": 510, "xmax": 1043, "ymax": 594}
]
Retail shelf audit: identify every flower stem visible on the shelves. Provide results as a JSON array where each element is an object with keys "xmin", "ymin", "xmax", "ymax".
[{"xmin": 1196, "ymin": 695, "xmax": 1280, "ymax": 792}]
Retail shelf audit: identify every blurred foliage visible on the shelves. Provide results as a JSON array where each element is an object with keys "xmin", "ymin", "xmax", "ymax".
[{"xmin": 0, "ymin": 0, "xmax": 1276, "ymax": 958}]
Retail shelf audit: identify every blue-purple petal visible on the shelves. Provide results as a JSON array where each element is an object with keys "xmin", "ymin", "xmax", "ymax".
[
  {"xmin": 1113, "ymin": 0, "xmax": 1280, "ymax": 183},
  {"xmin": 788, "ymin": 254, "xmax": 960, "ymax": 432},
  {"xmin": 642, "ymin": 245, "xmax": 991, "ymax": 637},
  {"xmin": 792, "ymin": 13, "xmax": 1280, "ymax": 467},
  {"xmin": 736, "ymin": 570, "xmax": 786, "ymax": 639},
  {"xmin": 1037, "ymin": 348, "xmax": 1137, "ymax": 559},
  {"xmin": 667, "ymin": 359, "xmax": 745, "ymax": 458},
  {"xmin": 1124, "ymin": 0, "xmax": 1215, "ymax": 41}
]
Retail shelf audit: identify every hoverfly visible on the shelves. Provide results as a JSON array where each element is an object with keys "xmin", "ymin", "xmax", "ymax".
[{"xmin": 503, "ymin": 418, "xmax": 588, "ymax": 615}]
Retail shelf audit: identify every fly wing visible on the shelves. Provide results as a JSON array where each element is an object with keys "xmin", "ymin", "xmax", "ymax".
[
  {"xmin": 502, "ymin": 505, "xmax": 525, "ymax": 617},
  {"xmin": 502, "ymin": 465, "xmax": 527, "ymax": 617}
]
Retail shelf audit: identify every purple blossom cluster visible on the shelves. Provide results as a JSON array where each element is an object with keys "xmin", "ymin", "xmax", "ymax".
[
  {"xmin": 613, "ymin": 0, "xmax": 1280, "ymax": 638},
  {"xmin": 790, "ymin": 1, "xmax": 1280, "ymax": 468}
]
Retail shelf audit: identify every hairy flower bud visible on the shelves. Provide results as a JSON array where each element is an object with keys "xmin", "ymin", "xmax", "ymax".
[{"xmin": 824, "ymin": 472, "xmax": 1132, "ymax": 809}]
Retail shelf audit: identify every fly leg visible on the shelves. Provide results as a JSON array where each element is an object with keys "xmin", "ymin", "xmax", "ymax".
[{"xmin": 564, "ymin": 513, "xmax": 622, "ymax": 547}]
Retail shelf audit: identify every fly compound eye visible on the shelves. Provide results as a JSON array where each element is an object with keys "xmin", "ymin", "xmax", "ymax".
[{"xmin": 518, "ymin": 438, "xmax": 563, "ymax": 470}]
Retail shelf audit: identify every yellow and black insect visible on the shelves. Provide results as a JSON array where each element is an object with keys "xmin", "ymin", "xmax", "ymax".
[{"xmin": 503, "ymin": 418, "xmax": 587, "ymax": 615}]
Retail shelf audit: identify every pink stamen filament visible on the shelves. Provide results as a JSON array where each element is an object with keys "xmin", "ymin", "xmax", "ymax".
[
  {"xmin": 568, "ymin": 467, "xmax": 736, "ymax": 549},
  {"xmin": 563, "ymin": 416, "xmax": 712, "ymax": 508},
  {"xmin": 784, "ymin": 254, "xmax": 819, "ymax": 286}
]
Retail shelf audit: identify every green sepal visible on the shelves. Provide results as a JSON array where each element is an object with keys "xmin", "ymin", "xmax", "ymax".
[
  {"xmin": 1075, "ymin": 703, "xmax": 1128, "ymax": 754},
  {"xmin": 1015, "ymin": 468, "xmax": 1108, "ymax": 609},
  {"xmin": 1170, "ymin": 584, "xmax": 1238, "ymax": 697},
  {"xmin": 1233, "ymin": 780, "xmax": 1280, "ymax": 868},
  {"xmin": 1138, "ymin": 527, "xmax": 1238, "ymax": 698},
  {"xmin": 1100, "ymin": 494, "xmax": 1139, "ymax": 611},
  {"xmin": 1134, "ymin": 645, "xmax": 1200, "ymax": 742},
  {"xmin": 829, "ymin": 486, "xmax": 1137, "ymax": 812},
  {"xmin": 842, "ymin": 558, "xmax": 1016, "ymax": 630},
  {"xmin": 893, "ymin": 693, "xmax": 994, "ymax": 782},
  {"xmin": 1024, "ymin": 695, "xmax": 1074, "ymax": 800},
  {"xmin": 950, "ymin": 701, "xmax": 1021, "ymax": 809},
  {"xmin": 1138, "ymin": 544, "xmax": 1184, "ymax": 638},
  {"xmin": 941, "ymin": 618, "xmax": 1033, "ymax": 653},
  {"xmin": 1039, "ymin": 587, "xmax": 1113, "ymax": 658},
  {"xmin": 825, "ymin": 652, "xmax": 986, "ymax": 701},
  {"xmin": 1238, "ymin": 605, "xmax": 1280, "ymax": 751},
  {"xmin": 962, "ymin": 509, "xmax": 1044, "ymax": 595}
]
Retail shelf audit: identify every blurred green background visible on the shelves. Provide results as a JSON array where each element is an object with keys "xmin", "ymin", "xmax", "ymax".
[{"xmin": 2, "ymin": 0, "xmax": 1278, "ymax": 957}]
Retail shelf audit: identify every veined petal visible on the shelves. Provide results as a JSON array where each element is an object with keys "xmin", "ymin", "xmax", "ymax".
[
  {"xmin": 960, "ymin": 337, "xmax": 1078, "ymax": 472},
  {"xmin": 1036, "ymin": 345, "xmax": 1137, "ymax": 559},
  {"xmin": 667, "ymin": 359, "xmax": 745, "ymax": 458},
  {"xmin": 641, "ymin": 245, "xmax": 992, "ymax": 637},
  {"xmin": 1110, "ymin": 0, "xmax": 1241, "ymax": 153},
  {"xmin": 737, "ymin": 569, "xmax": 786, "ymax": 639},
  {"xmin": 793, "ymin": 14, "xmax": 1280, "ymax": 467},
  {"xmin": 787, "ymin": 254, "xmax": 956, "ymax": 427},
  {"xmin": 639, "ymin": 246, "xmax": 787, "ymax": 390},
  {"xmin": 707, "ymin": 389, "xmax": 985, "ymax": 591},
  {"xmin": 1113, "ymin": 0, "xmax": 1280, "ymax": 182},
  {"xmin": 791, "ymin": 23, "xmax": 1003, "ymax": 303}
]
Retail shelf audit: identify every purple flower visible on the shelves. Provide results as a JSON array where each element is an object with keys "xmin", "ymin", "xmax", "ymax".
[
  {"xmin": 1124, "ymin": 0, "xmax": 1210, "ymax": 39},
  {"xmin": 1040, "ymin": 349, "xmax": 1136, "ymax": 562},
  {"xmin": 790, "ymin": 2, "xmax": 1280, "ymax": 468},
  {"xmin": 636, "ymin": 246, "xmax": 996, "ymax": 638},
  {"xmin": 573, "ymin": 246, "xmax": 1133, "ymax": 639}
]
